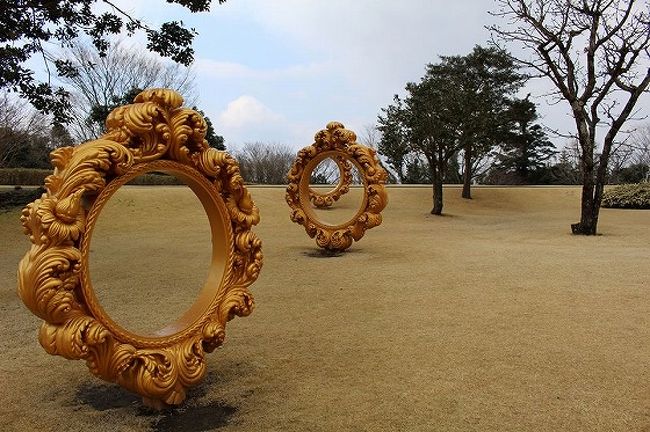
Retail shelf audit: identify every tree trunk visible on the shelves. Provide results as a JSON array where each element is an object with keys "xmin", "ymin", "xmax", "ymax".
[
  {"xmin": 431, "ymin": 167, "xmax": 443, "ymax": 215},
  {"xmin": 573, "ymin": 72, "xmax": 650, "ymax": 235},
  {"xmin": 571, "ymin": 139, "xmax": 599, "ymax": 235},
  {"xmin": 571, "ymin": 108, "xmax": 599, "ymax": 235},
  {"xmin": 571, "ymin": 181, "xmax": 599, "ymax": 235},
  {"xmin": 575, "ymin": 134, "xmax": 614, "ymax": 235},
  {"xmin": 462, "ymin": 144, "xmax": 472, "ymax": 199}
]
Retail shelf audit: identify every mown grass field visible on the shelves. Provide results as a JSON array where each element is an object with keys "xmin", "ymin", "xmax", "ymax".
[{"xmin": 0, "ymin": 186, "xmax": 648, "ymax": 432}]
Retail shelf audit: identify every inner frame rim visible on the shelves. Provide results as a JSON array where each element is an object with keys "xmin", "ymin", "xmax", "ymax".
[
  {"xmin": 79, "ymin": 160, "xmax": 232, "ymax": 348},
  {"xmin": 308, "ymin": 155, "xmax": 349, "ymax": 197},
  {"xmin": 298, "ymin": 150, "xmax": 369, "ymax": 230}
]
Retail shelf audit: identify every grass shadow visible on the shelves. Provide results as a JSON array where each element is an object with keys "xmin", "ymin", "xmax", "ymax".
[
  {"xmin": 74, "ymin": 382, "xmax": 141, "ymax": 410},
  {"xmin": 144, "ymin": 401, "xmax": 238, "ymax": 432},
  {"xmin": 301, "ymin": 247, "xmax": 367, "ymax": 258},
  {"xmin": 74, "ymin": 376, "xmax": 239, "ymax": 431},
  {"xmin": 302, "ymin": 249, "xmax": 345, "ymax": 258}
]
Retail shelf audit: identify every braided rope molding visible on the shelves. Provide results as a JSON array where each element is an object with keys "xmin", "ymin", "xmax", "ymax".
[
  {"xmin": 286, "ymin": 122, "xmax": 388, "ymax": 251},
  {"xmin": 17, "ymin": 88, "xmax": 262, "ymax": 408}
]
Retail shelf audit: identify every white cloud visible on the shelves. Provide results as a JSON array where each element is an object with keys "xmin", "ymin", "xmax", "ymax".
[
  {"xmin": 218, "ymin": 95, "xmax": 284, "ymax": 129},
  {"xmin": 213, "ymin": 95, "xmax": 330, "ymax": 151}
]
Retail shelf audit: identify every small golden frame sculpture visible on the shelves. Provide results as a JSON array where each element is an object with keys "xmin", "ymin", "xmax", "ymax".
[
  {"xmin": 308, "ymin": 155, "xmax": 353, "ymax": 208},
  {"xmin": 286, "ymin": 122, "xmax": 388, "ymax": 252},
  {"xmin": 17, "ymin": 89, "xmax": 262, "ymax": 408}
]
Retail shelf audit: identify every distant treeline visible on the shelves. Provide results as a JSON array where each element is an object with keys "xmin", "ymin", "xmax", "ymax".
[{"xmin": 0, "ymin": 168, "xmax": 183, "ymax": 186}]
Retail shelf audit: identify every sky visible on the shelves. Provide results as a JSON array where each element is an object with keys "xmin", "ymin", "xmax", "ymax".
[{"xmin": 105, "ymin": 0, "xmax": 648, "ymax": 152}]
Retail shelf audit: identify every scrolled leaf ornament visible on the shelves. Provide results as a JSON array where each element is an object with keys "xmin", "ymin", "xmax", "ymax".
[
  {"xmin": 17, "ymin": 88, "xmax": 262, "ymax": 408},
  {"xmin": 286, "ymin": 121, "xmax": 388, "ymax": 252}
]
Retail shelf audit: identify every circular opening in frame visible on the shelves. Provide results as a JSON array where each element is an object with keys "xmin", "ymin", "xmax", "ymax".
[
  {"xmin": 81, "ymin": 161, "xmax": 231, "ymax": 344},
  {"xmin": 308, "ymin": 156, "xmax": 348, "ymax": 196},
  {"xmin": 300, "ymin": 152, "xmax": 368, "ymax": 229}
]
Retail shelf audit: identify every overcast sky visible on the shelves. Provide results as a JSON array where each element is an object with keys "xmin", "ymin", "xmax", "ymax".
[{"xmin": 108, "ymin": 0, "xmax": 648, "ymax": 151}]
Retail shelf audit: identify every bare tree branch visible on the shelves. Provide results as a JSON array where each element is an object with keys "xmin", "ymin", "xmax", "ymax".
[{"xmin": 489, "ymin": 0, "xmax": 650, "ymax": 234}]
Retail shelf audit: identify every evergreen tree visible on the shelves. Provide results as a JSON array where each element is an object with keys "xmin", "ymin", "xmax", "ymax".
[
  {"xmin": 494, "ymin": 97, "xmax": 556, "ymax": 184},
  {"xmin": 378, "ymin": 46, "xmax": 527, "ymax": 214},
  {"xmin": 436, "ymin": 46, "xmax": 525, "ymax": 198}
]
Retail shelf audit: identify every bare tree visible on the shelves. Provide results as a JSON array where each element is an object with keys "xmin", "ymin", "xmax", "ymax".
[
  {"xmin": 58, "ymin": 40, "xmax": 197, "ymax": 142},
  {"xmin": 0, "ymin": 93, "xmax": 31, "ymax": 167},
  {"xmin": 609, "ymin": 122, "xmax": 650, "ymax": 181},
  {"xmin": 310, "ymin": 157, "xmax": 341, "ymax": 184},
  {"xmin": 0, "ymin": 92, "xmax": 52, "ymax": 168},
  {"xmin": 608, "ymin": 138, "xmax": 637, "ymax": 176},
  {"xmin": 359, "ymin": 124, "xmax": 380, "ymax": 149},
  {"xmin": 551, "ymin": 140, "xmax": 584, "ymax": 184},
  {"xmin": 490, "ymin": 0, "xmax": 650, "ymax": 234},
  {"xmin": 630, "ymin": 123, "xmax": 650, "ymax": 168},
  {"xmin": 235, "ymin": 142, "xmax": 296, "ymax": 184}
]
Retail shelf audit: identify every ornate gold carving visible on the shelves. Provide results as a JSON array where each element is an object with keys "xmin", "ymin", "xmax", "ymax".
[
  {"xmin": 17, "ymin": 88, "xmax": 262, "ymax": 408},
  {"xmin": 286, "ymin": 122, "xmax": 388, "ymax": 251},
  {"xmin": 308, "ymin": 155, "xmax": 353, "ymax": 208}
]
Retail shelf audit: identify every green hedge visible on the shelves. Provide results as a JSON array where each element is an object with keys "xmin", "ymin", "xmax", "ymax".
[
  {"xmin": 0, "ymin": 168, "xmax": 183, "ymax": 186},
  {"xmin": 601, "ymin": 183, "xmax": 650, "ymax": 209}
]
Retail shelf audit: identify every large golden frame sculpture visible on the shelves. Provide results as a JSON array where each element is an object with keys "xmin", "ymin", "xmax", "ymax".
[
  {"xmin": 286, "ymin": 122, "xmax": 388, "ymax": 252},
  {"xmin": 307, "ymin": 155, "xmax": 353, "ymax": 208},
  {"xmin": 17, "ymin": 89, "xmax": 262, "ymax": 408}
]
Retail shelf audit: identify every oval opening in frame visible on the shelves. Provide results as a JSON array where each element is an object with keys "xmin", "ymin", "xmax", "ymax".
[
  {"xmin": 309, "ymin": 156, "xmax": 347, "ymax": 197},
  {"xmin": 300, "ymin": 151, "xmax": 368, "ymax": 229},
  {"xmin": 82, "ymin": 161, "xmax": 231, "ymax": 344}
]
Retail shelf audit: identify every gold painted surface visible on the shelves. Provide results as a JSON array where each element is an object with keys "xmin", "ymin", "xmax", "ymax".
[
  {"xmin": 286, "ymin": 122, "xmax": 388, "ymax": 251},
  {"xmin": 17, "ymin": 88, "xmax": 262, "ymax": 408},
  {"xmin": 311, "ymin": 185, "xmax": 365, "ymax": 227}
]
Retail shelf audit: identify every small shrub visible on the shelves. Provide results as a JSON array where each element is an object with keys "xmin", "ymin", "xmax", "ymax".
[{"xmin": 601, "ymin": 183, "xmax": 650, "ymax": 209}]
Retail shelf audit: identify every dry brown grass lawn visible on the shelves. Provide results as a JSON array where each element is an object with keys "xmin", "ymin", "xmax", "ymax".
[{"xmin": 0, "ymin": 186, "xmax": 649, "ymax": 432}]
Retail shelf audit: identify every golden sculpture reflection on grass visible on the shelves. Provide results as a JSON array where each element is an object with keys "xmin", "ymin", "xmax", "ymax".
[
  {"xmin": 17, "ymin": 89, "xmax": 262, "ymax": 409},
  {"xmin": 286, "ymin": 122, "xmax": 388, "ymax": 252}
]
